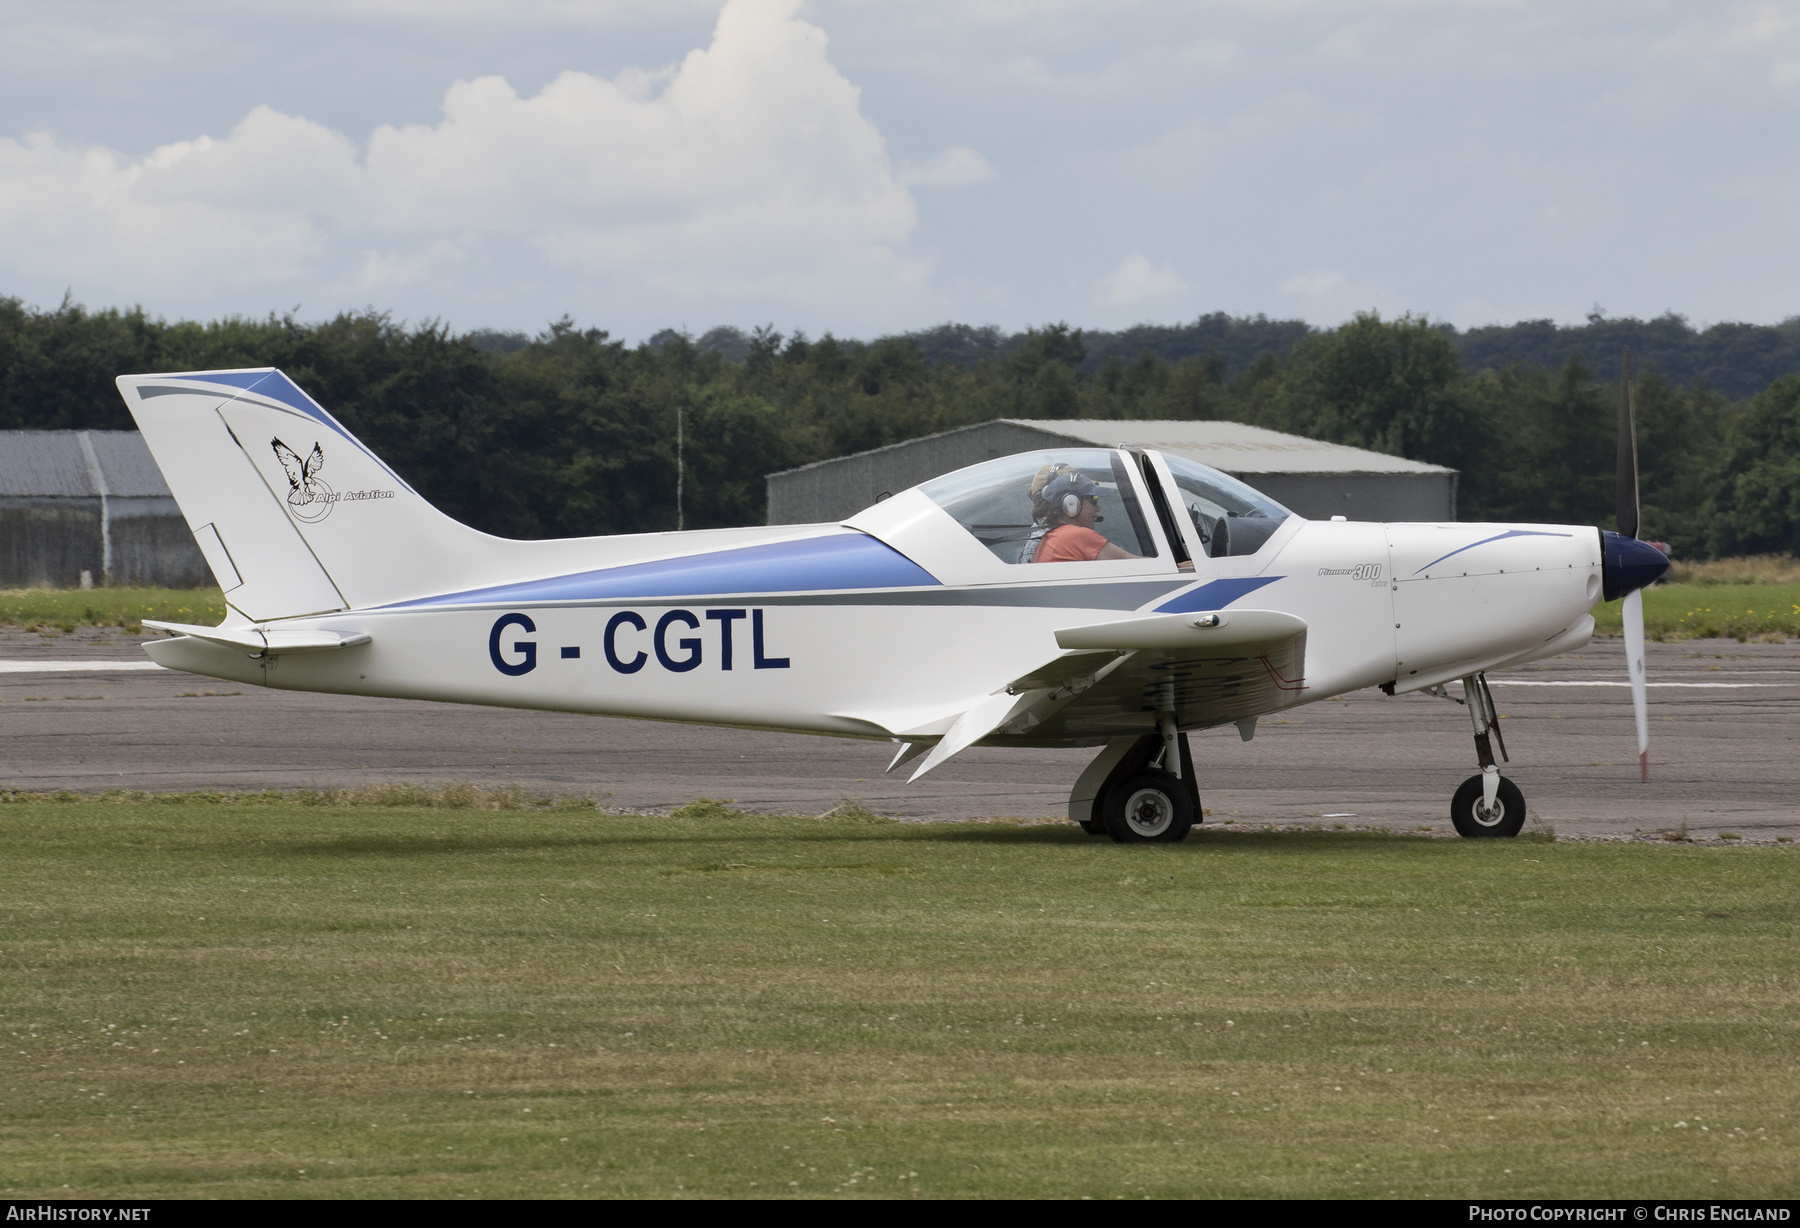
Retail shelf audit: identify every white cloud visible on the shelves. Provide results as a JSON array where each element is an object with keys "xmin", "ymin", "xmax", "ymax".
[
  {"xmin": 0, "ymin": 116, "xmax": 341, "ymax": 287},
  {"xmin": 1099, "ymin": 253, "xmax": 1183, "ymax": 305},
  {"xmin": 354, "ymin": 239, "xmax": 470, "ymax": 291},
  {"xmin": 8, "ymin": 1, "xmax": 1800, "ymax": 334},
  {"xmin": 899, "ymin": 147, "xmax": 997, "ymax": 187},
  {"xmin": 1181, "ymin": 38, "xmax": 1240, "ymax": 69},
  {"xmin": 0, "ymin": 0, "xmax": 922, "ymax": 309},
  {"xmin": 1732, "ymin": 4, "xmax": 1800, "ymax": 89},
  {"xmin": 152, "ymin": 0, "xmax": 720, "ymax": 27},
  {"xmin": 1275, "ymin": 269, "xmax": 1408, "ymax": 326},
  {"xmin": 1279, "ymin": 269, "xmax": 1346, "ymax": 298}
]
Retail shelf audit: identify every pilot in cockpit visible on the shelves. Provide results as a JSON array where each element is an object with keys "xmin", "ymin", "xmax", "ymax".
[{"xmin": 1016, "ymin": 464, "xmax": 1143, "ymax": 564}]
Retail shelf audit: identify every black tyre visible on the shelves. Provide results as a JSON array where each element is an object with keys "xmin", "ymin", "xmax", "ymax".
[
  {"xmin": 1077, "ymin": 819, "xmax": 1107, "ymax": 836},
  {"xmin": 1101, "ymin": 770, "xmax": 1195, "ymax": 843},
  {"xmin": 1450, "ymin": 774, "xmax": 1526, "ymax": 838}
]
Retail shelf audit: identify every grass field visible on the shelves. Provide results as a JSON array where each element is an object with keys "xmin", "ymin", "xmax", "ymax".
[
  {"xmin": 0, "ymin": 588, "xmax": 226, "ymax": 632},
  {"xmin": 0, "ymin": 793, "xmax": 1794, "ymax": 1199},
  {"xmin": 1593, "ymin": 582, "xmax": 1800, "ymax": 641}
]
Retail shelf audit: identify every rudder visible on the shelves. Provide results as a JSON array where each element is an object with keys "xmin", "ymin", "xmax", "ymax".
[{"xmin": 117, "ymin": 368, "xmax": 495, "ymax": 618}]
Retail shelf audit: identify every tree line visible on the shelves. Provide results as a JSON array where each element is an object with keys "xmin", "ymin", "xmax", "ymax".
[
  {"xmin": 483, "ymin": 308, "xmax": 1800, "ymax": 401},
  {"xmin": 4, "ymin": 294, "xmax": 1799, "ymax": 559}
]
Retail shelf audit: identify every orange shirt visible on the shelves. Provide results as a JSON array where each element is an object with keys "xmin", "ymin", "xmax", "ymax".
[{"xmin": 1034, "ymin": 524, "xmax": 1110, "ymax": 562}]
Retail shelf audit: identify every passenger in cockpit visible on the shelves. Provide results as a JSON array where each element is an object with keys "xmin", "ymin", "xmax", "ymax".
[{"xmin": 1017, "ymin": 465, "xmax": 1143, "ymax": 564}]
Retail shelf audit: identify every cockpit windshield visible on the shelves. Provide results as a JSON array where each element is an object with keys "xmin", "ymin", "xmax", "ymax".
[
  {"xmin": 1160, "ymin": 454, "xmax": 1293, "ymax": 558},
  {"xmin": 919, "ymin": 449, "xmax": 1158, "ymax": 565}
]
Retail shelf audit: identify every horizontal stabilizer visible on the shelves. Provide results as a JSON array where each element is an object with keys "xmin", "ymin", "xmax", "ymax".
[
  {"xmin": 1056, "ymin": 608, "xmax": 1305, "ymax": 651},
  {"xmin": 143, "ymin": 620, "xmax": 371, "ymax": 657}
]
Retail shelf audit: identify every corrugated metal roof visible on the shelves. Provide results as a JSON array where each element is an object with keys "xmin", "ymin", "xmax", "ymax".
[
  {"xmin": 0, "ymin": 431, "xmax": 96, "ymax": 496},
  {"xmin": 1002, "ymin": 420, "xmax": 1455, "ymax": 476},
  {"xmin": 0, "ymin": 431, "xmax": 172, "ymax": 498},
  {"xmin": 84, "ymin": 429, "xmax": 176, "ymax": 496},
  {"xmin": 767, "ymin": 418, "xmax": 1456, "ymax": 481}
]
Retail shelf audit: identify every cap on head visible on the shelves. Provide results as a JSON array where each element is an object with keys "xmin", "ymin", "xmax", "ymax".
[{"xmin": 1041, "ymin": 468, "xmax": 1102, "ymax": 518}]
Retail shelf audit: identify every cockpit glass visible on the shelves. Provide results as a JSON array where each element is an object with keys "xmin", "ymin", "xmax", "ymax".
[
  {"xmin": 1160, "ymin": 454, "xmax": 1293, "ymax": 558},
  {"xmin": 919, "ymin": 449, "xmax": 1158, "ymax": 565}
]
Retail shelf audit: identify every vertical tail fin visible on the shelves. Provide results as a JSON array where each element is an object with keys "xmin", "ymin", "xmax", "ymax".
[{"xmin": 117, "ymin": 368, "xmax": 495, "ymax": 619}]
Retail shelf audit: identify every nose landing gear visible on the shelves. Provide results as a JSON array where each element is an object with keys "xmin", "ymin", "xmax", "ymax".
[{"xmin": 1445, "ymin": 672, "xmax": 1527, "ymax": 838}]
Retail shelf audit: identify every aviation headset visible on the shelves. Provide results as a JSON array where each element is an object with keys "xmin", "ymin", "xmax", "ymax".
[{"xmin": 1041, "ymin": 469, "xmax": 1102, "ymax": 519}]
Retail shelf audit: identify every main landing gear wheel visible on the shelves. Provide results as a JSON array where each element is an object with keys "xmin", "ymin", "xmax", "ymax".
[
  {"xmin": 1101, "ymin": 770, "xmax": 1195, "ymax": 844},
  {"xmin": 1450, "ymin": 774, "xmax": 1527, "ymax": 838}
]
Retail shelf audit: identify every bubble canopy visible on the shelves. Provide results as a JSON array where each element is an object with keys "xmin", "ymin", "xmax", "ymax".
[
  {"xmin": 916, "ymin": 447, "xmax": 1292, "ymax": 565},
  {"xmin": 920, "ymin": 449, "xmax": 1158, "ymax": 565},
  {"xmin": 1159, "ymin": 453, "xmax": 1292, "ymax": 558}
]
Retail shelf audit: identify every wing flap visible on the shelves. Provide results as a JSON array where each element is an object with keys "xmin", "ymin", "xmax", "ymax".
[
  {"xmin": 907, "ymin": 689, "xmax": 1040, "ymax": 781},
  {"xmin": 1005, "ymin": 649, "xmax": 1121, "ymax": 692},
  {"xmin": 1017, "ymin": 608, "xmax": 1310, "ymax": 740},
  {"xmin": 882, "ymin": 609, "xmax": 1312, "ymax": 782}
]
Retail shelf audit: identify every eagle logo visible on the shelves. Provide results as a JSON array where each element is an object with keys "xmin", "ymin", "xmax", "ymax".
[{"xmin": 272, "ymin": 438, "xmax": 334, "ymax": 522}]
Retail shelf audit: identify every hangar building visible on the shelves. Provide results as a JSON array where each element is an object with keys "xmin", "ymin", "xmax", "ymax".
[
  {"xmin": 766, "ymin": 419, "xmax": 1458, "ymax": 525},
  {"xmin": 0, "ymin": 430, "xmax": 211, "ymax": 588}
]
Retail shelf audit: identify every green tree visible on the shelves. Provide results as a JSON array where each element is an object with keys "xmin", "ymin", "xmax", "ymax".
[
  {"xmin": 1282, "ymin": 312, "xmax": 1486, "ymax": 467},
  {"xmin": 0, "ymin": 295, "xmax": 158, "ymax": 430},
  {"xmin": 994, "ymin": 324, "xmax": 1085, "ymax": 420},
  {"xmin": 1471, "ymin": 357, "xmax": 1612, "ymax": 526},
  {"xmin": 1632, "ymin": 369, "xmax": 1731, "ymax": 556},
  {"xmin": 0, "ymin": 292, "xmax": 1784, "ymax": 553},
  {"xmin": 1706, "ymin": 376, "xmax": 1800, "ymax": 555}
]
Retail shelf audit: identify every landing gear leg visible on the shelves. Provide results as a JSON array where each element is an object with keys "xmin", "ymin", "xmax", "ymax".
[
  {"xmin": 1068, "ymin": 730, "xmax": 1200, "ymax": 843},
  {"xmin": 1450, "ymin": 672, "xmax": 1526, "ymax": 838}
]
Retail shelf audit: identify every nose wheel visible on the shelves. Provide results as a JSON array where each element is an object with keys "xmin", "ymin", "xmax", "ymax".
[
  {"xmin": 1428, "ymin": 672, "xmax": 1528, "ymax": 838},
  {"xmin": 1450, "ymin": 773, "xmax": 1526, "ymax": 838}
]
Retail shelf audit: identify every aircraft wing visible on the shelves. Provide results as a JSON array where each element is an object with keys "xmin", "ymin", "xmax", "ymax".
[{"xmin": 904, "ymin": 609, "xmax": 1308, "ymax": 780}]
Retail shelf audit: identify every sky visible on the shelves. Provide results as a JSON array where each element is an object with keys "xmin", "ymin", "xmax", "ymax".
[{"xmin": 1, "ymin": 0, "xmax": 1797, "ymax": 342}]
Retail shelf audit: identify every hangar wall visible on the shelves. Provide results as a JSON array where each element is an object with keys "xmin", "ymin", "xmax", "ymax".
[
  {"xmin": 0, "ymin": 431, "xmax": 212, "ymax": 588},
  {"xmin": 766, "ymin": 420, "xmax": 1459, "ymax": 526},
  {"xmin": 767, "ymin": 422, "xmax": 1073, "ymax": 526},
  {"xmin": 1245, "ymin": 472, "xmax": 1458, "ymax": 524}
]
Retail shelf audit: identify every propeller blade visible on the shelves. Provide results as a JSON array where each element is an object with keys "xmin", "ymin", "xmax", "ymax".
[
  {"xmin": 1616, "ymin": 347, "xmax": 1649, "ymax": 778},
  {"xmin": 1617, "ymin": 347, "xmax": 1640, "ymax": 540},
  {"xmin": 1623, "ymin": 587, "xmax": 1649, "ymax": 780}
]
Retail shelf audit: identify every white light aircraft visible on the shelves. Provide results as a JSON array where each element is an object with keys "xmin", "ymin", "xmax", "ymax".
[{"xmin": 117, "ymin": 355, "xmax": 1669, "ymax": 843}]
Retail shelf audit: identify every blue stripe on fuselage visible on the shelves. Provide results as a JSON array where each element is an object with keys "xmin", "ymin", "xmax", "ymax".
[
  {"xmin": 1410, "ymin": 529, "xmax": 1571, "ymax": 576},
  {"xmin": 1153, "ymin": 575, "xmax": 1283, "ymax": 613},
  {"xmin": 385, "ymin": 532, "xmax": 941, "ymax": 609}
]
